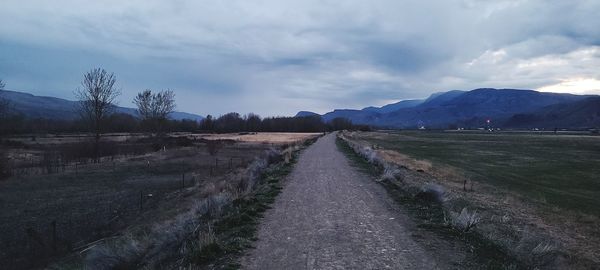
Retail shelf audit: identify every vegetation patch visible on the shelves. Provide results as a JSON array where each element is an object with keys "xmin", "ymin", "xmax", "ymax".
[
  {"xmin": 336, "ymin": 136, "xmax": 523, "ymax": 269},
  {"xmin": 187, "ymin": 138, "xmax": 315, "ymax": 269},
  {"xmin": 360, "ymin": 130, "xmax": 600, "ymax": 215},
  {"xmin": 341, "ymin": 130, "xmax": 600, "ymax": 269}
]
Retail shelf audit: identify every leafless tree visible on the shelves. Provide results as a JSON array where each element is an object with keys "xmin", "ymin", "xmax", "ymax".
[
  {"xmin": 0, "ymin": 79, "xmax": 10, "ymax": 177},
  {"xmin": 0, "ymin": 97, "xmax": 7, "ymax": 119},
  {"xmin": 75, "ymin": 68, "xmax": 120, "ymax": 161},
  {"xmin": 133, "ymin": 89, "xmax": 176, "ymax": 134},
  {"xmin": 0, "ymin": 79, "xmax": 10, "ymax": 122}
]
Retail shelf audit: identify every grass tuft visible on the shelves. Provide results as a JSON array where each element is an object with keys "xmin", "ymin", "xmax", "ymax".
[{"xmin": 336, "ymin": 135, "xmax": 521, "ymax": 269}]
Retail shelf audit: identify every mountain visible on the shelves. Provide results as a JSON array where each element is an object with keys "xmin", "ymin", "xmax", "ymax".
[
  {"xmin": 503, "ymin": 96, "xmax": 600, "ymax": 128},
  {"xmin": 299, "ymin": 88, "xmax": 598, "ymax": 129},
  {"xmin": 0, "ymin": 89, "xmax": 203, "ymax": 121},
  {"xmin": 380, "ymin": 88, "xmax": 588, "ymax": 128},
  {"xmin": 322, "ymin": 109, "xmax": 380, "ymax": 123},
  {"xmin": 294, "ymin": 111, "xmax": 320, "ymax": 117},
  {"xmin": 419, "ymin": 90, "xmax": 465, "ymax": 107},
  {"xmin": 362, "ymin": 99, "xmax": 423, "ymax": 113}
]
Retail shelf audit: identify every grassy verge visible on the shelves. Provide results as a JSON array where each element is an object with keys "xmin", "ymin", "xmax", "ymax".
[
  {"xmin": 188, "ymin": 138, "xmax": 315, "ymax": 269},
  {"xmin": 360, "ymin": 131, "xmax": 600, "ymax": 216},
  {"xmin": 336, "ymin": 137, "xmax": 522, "ymax": 269}
]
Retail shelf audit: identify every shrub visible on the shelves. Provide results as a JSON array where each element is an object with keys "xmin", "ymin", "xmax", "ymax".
[
  {"xmin": 84, "ymin": 235, "xmax": 143, "ymax": 270},
  {"xmin": 0, "ymin": 152, "xmax": 11, "ymax": 180},
  {"xmin": 415, "ymin": 183, "xmax": 447, "ymax": 204},
  {"xmin": 205, "ymin": 140, "xmax": 222, "ymax": 156},
  {"xmin": 514, "ymin": 231, "xmax": 559, "ymax": 267},
  {"xmin": 379, "ymin": 164, "xmax": 401, "ymax": 182},
  {"xmin": 446, "ymin": 207, "xmax": 480, "ymax": 232}
]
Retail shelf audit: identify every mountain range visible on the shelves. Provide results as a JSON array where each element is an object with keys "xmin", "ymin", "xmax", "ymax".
[
  {"xmin": 2, "ymin": 88, "xmax": 598, "ymax": 129},
  {"xmin": 0, "ymin": 89, "xmax": 203, "ymax": 121},
  {"xmin": 297, "ymin": 88, "xmax": 600, "ymax": 129}
]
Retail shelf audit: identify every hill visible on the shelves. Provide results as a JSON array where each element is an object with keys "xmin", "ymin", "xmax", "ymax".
[
  {"xmin": 0, "ymin": 89, "xmax": 203, "ymax": 121},
  {"xmin": 362, "ymin": 99, "xmax": 423, "ymax": 113},
  {"xmin": 503, "ymin": 96, "xmax": 600, "ymax": 128},
  {"xmin": 294, "ymin": 111, "xmax": 320, "ymax": 117},
  {"xmin": 298, "ymin": 88, "xmax": 598, "ymax": 129}
]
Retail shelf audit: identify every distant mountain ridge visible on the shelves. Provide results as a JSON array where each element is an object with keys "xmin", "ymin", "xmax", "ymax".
[
  {"xmin": 294, "ymin": 111, "xmax": 320, "ymax": 117},
  {"xmin": 0, "ymin": 89, "xmax": 203, "ymax": 121},
  {"xmin": 362, "ymin": 99, "xmax": 423, "ymax": 114},
  {"xmin": 297, "ymin": 88, "xmax": 599, "ymax": 129}
]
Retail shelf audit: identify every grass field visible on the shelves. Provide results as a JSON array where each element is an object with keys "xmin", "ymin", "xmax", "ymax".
[
  {"xmin": 0, "ymin": 132, "xmax": 320, "ymax": 269},
  {"xmin": 352, "ymin": 130, "xmax": 600, "ymax": 216}
]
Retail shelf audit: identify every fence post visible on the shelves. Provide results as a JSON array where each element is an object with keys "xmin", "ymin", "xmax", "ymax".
[
  {"xmin": 51, "ymin": 220, "xmax": 57, "ymax": 253},
  {"xmin": 181, "ymin": 173, "xmax": 185, "ymax": 189},
  {"xmin": 139, "ymin": 191, "xmax": 143, "ymax": 211}
]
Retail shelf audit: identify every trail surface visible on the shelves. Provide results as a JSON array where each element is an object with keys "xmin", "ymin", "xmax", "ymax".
[{"xmin": 241, "ymin": 133, "xmax": 439, "ymax": 269}]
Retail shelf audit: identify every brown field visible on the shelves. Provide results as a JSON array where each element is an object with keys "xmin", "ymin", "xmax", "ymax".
[
  {"xmin": 0, "ymin": 132, "xmax": 318, "ymax": 269},
  {"xmin": 188, "ymin": 132, "xmax": 323, "ymax": 144},
  {"xmin": 4, "ymin": 132, "xmax": 322, "ymax": 146}
]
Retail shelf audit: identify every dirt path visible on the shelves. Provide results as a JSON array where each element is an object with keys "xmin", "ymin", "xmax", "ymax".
[{"xmin": 241, "ymin": 133, "xmax": 440, "ymax": 269}]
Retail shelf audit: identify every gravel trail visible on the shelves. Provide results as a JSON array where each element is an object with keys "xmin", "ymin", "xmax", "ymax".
[{"xmin": 240, "ymin": 133, "xmax": 440, "ymax": 269}]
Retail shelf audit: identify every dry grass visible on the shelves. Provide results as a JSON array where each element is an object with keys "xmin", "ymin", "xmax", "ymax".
[
  {"xmin": 339, "ymin": 131, "xmax": 600, "ymax": 269},
  {"xmin": 446, "ymin": 207, "xmax": 481, "ymax": 232},
  {"xmin": 190, "ymin": 132, "xmax": 322, "ymax": 144},
  {"xmin": 0, "ymin": 132, "xmax": 315, "ymax": 269},
  {"xmin": 39, "ymin": 134, "xmax": 318, "ymax": 270}
]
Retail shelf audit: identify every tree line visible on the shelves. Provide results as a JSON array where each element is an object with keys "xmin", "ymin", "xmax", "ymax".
[
  {"xmin": 1, "ymin": 69, "xmax": 368, "ymax": 137},
  {"xmin": 199, "ymin": 113, "xmax": 366, "ymax": 133}
]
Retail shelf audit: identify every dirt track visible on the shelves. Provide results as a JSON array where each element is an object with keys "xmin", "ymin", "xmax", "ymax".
[{"xmin": 241, "ymin": 133, "xmax": 440, "ymax": 269}]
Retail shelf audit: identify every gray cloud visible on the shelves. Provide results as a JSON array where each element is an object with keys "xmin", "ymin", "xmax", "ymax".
[{"xmin": 1, "ymin": 0, "xmax": 600, "ymax": 116}]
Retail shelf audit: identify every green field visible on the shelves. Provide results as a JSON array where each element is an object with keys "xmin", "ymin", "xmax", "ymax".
[{"xmin": 355, "ymin": 131, "xmax": 600, "ymax": 215}]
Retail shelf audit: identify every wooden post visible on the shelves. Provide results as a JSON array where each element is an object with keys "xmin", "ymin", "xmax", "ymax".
[
  {"xmin": 139, "ymin": 191, "xmax": 143, "ymax": 211},
  {"xmin": 463, "ymin": 180, "xmax": 467, "ymax": 191},
  {"xmin": 51, "ymin": 220, "xmax": 57, "ymax": 253},
  {"xmin": 229, "ymin": 158, "xmax": 233, "ymax": 169},
  {"xmin": 181, "ymin": 173, "xmax": 185, "ymax": 189}
]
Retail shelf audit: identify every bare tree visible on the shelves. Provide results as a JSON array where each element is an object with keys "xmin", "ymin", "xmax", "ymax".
[
  {"xmin": 75, "ymin": 68, "xmax": 120, "ymax": 161},
  {"xmin": 0, "ymin": 79, "xmax": 10, "ymax": 176},
  {"xmin": 0, "ymin": 79, "xmax": 9, "ymax": 122},
  {"xmin": 133, "ymin": 89, "xmax": 176, "ymax": 134}
]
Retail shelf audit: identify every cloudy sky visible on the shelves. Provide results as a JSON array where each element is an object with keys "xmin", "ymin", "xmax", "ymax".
[{"xmin": 1, "ymin": 0, "xmax": 600, "ymax": 116}]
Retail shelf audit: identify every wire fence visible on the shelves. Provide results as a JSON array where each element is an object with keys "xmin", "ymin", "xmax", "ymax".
[{"xmin": 0, "ymin": 154, "xmax": 252, "ymax": 270}]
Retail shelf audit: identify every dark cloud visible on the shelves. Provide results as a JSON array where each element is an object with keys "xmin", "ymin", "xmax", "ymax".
[{"xmin": 1, "ymin": 0, "xmax": 599, "ymax": 116}]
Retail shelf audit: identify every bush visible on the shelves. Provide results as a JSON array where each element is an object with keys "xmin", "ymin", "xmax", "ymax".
[
  {"xmin": 84, "ymin": 235, "xmax": 143, "ymax": 270},
  {"xmin": 514, "ymin": 231, "xmax": 559, "ymax": 267},
  {"xmin": 445, "ymin": 207, "xmax": 480, "ymax": 232},
  {"xmin": 379, "ymin": 164, "xmax": 401, "ymax": 182},
  {"xmin": 0, "ymin": 152, "xmax": 11, "ymax": 180},
  {"xmin": 415, "ymin": 183, "xmax": 447, "ymax": 204}
]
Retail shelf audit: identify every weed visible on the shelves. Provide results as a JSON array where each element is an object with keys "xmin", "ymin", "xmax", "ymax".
[
  {"xmin": 187, "ymin": 139, "xmax": 314, "ymax": 268},
  {"xmin": 416, "ymin": 183, "xmax": 447, "ymax": 204},
  {"xmin": 446, "ymin": 207, "xmax": 481, "ymax": 232},
  {"xmin": 337, "ymin": 135, "xmax": 521, "ymax": 269}
]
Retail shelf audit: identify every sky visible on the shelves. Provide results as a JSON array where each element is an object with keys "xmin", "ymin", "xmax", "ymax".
[{"xmin": 1, "ymin": 0, "xmax": 600, "ymax": 117}]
